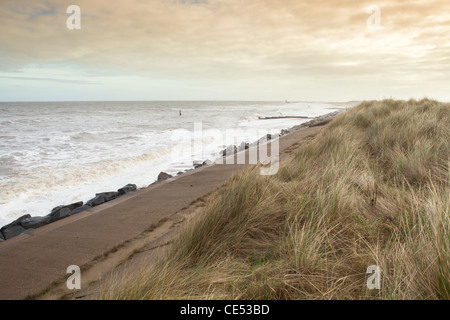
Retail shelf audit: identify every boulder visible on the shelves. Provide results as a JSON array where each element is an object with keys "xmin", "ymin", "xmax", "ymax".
[
  {"xmin": 222, "ymin": 145, "xmax": 237, "ymax": 157},
  {"xmin": 193, "ymin": 160, "xmax": 211, "ymax": 169},
  {"xmin": 48, "ymin": 201, "xmax": 83, "ymax": 223},
  {"xmin": 48, "ymin": 207, "xmax": 71, "ymax": 223},
  {"xmin": 1, "ymin": 214, "xmax": 31, "ymax": 229},
  {"xmin": 86, "ymin": 192, "xmax": 119, "ymax": 207},
  {"xmin": 193, "ymin": 161, "xmax": 204, "ymax": 169},
  {"xmin": 309, "ymin": 118, "xmax": 332, "ymax": 127},
  {"xmin": 118, "ymin": 184, "xmax": 137, "ymax": 195},
  {"xmin": 1, "ymin": 225, "xmax": 26, "ymax": 240},
  {"xmin": 20, "ymin": 216, "xmax": 51, "ymax": 229},
  {"xmin": 50, "ymin": 201, "xmax": 83, "ymax": 214},
  {"xmin": 0, "ymin": 214, "xmax": 31, "ymax": 240},
  {"xmin": 157, "ymin": 172, "xmax": 173, "ymax": 181},
  {"xmin": 70, "ymin": 205, "xmax": 91, "ymax": 215},
  {"xmin": 86, "ymin": 195, "xmax": 106, "ymax": 207},
  {"xmin": 96, "ymin": 192, "xmax": 119, "ymax": 200},
  {"xmin": 86, "ymin": 197, "xmax": 100, "ymax": 207}
]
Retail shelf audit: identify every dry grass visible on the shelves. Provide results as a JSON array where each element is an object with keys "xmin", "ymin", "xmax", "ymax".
[{"xmin": 101, "ymin": 99, "xmax": 449, "ymax": 300}]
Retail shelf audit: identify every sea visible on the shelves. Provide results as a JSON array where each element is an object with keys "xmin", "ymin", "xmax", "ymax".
[{"xmin": 0, "ymin": 101, "xmax": 342, "ymax": 226}]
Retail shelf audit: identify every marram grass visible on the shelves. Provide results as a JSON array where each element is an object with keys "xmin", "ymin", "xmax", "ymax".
[{"xmin": 101, "ymin": 99, "xmax": 449, "ymax": 300}]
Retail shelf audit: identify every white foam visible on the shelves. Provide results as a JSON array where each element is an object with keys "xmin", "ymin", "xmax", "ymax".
[{"xmin": 0, "ymin": 101, "xmax": 340, "ymax": 227}]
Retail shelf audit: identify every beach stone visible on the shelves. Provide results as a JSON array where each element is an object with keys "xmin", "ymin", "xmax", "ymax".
[
  {"xmin": 1, "ymin": 225, "xmax": 26, "ymax": 240},
  {"xmin": 86, "ymin": 195, "xmax": 106, "ymax": 207},
  {"xmin": 1, "ymin": 214, "xmax": 31, "ymax": 228},
  {"xmin": 157, "ymin": 172, "xmax": 173, "ymax": 181},
  {"xmin": 86, "ymin": 196, "xmax": 106, "ymax": 208},
  {"xmin": 0, "ymin": 214, "xmax": 31, "ymax": 240},
  {"xmin": 202, "ymin": 160, "xmax": 213, "ymax": 166},
  {"xmin": 222, "ymin": 145, "xmax": 237, "ymax": 157},
  {"xmin": 20, "ymin": 216, "xmax": 51, "ymax": 229},
  {"xmin": 96, "ymin": 192, "xmax": 119, "ymax": 200},
  {"xmin": 48, "ymin": 201, "xmax": 83, "ymax": 223},
  {"xmin": 50, "ymin": 201, "xmax": 83, "ymax": 214},
  {"xmin": 48, "ymin": 207, "xmax": 71, "ymax": 222},
  {"xmin": 118, "ymin": 184, "xmax": 137, "ymax": 195},
  {"xmin": 86, "ymin": 192, "xmax": 119, "ymax": 207},
  {"xmin": 70, "ymin": 205, "xmax": 91, "ymax": 215},
  {"xmin": 193, "ymin": 161, "xmax": 204, "ymax": 169}
]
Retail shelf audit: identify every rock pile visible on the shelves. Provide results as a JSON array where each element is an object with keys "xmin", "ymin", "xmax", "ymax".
[{"xmin": 0, "ymin": 183, "xmax": 138, "ymax": 242}]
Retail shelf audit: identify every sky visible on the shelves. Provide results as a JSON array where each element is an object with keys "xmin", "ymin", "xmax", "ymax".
[{"xmin": 0, "ymin": 0, "xmax": 449, "ymax": 102}]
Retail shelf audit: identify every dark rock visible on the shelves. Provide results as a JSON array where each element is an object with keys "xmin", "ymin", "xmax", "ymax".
[
  {"xmin": 0, "ymin": 232, "xmax": 4, "ymax": 241},
  {"xmin": 1, "ymin": 214, "xmax": 31, "ymax": 240},
  {"xmin": 2, "ymin": 214, "xmax": 31, "ymax": 229},
  {"xmin": 20, "ymin": 216, "xmax": 51, "ymax": 229},
  {"xmin": 86, "ymin": 192, "xmax": 119, "ymax": 207},
  {"xmin": 193, "ymin": 161, "xmax": 204, "ymax": 169},
  {"xmin": 48, "ymin": 201, "xmax": 83, "ymax": 223},
  {"xmin": 118, "ymin": 184, "xmax": 137, "ymax": 195},
  {"xmin": 1, "ymin": 225, "xmax": 26, "ymax": 240},
  {"xmin": 157, "ymin": 172, "xmax": 173, "ymax": 181},
  {"xmin": 193, "ymin": 160, "xmax": 211, "ymax": 169},
  {"xmin": 309, "ymin": 118, "xmax": 332, "ymax": 127},
  {"xmin": 177, "ymin": 171, "xmax": 184, "ymax": 175},
  {"xmin": 50, "ymin": 201, "xmax": 83, "ymax": 214},
  {"xmin": 222, "ymin": 145, "xmax": 237, "ymax": 157},
  {"xmin": 86, "ymin": 195, "xmax": 106, "ymax": 207},
  {"xmin": 48, "ymin": 208, "xmax": 71, "ymax": 223},
  {"xmin": 96, "ymin": 192, "xmax": 119, "ymax": 200},
  {"xmin": 280, "ymin": 129, "xmax": 291, "ymax": 136},
  {"xmin": 290, "ymin": 111, "xmax": 340, "ymax": 130},
  {"xmin": 70, "ymin": 205, "xmax": 91, "ymax": 215},
  {"xmin": 1, "ymin": 214, "xmax": 31, "ymax": 229}
]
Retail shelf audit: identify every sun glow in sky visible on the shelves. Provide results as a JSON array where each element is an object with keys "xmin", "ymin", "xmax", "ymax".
[{"xmin": 1, "ymin": 0, "xmax": 449, "ymax": 101}]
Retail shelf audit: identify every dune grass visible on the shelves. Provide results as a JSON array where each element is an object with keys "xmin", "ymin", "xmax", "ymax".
[{"xmin": 101, "ymin": 99, "xmax": 449, "ymax": 300}]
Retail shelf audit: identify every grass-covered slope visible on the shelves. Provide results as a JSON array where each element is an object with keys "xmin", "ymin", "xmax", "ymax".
[{"xmin": 103, "ymin": 99, "xmax": 449, "ymax": 300}]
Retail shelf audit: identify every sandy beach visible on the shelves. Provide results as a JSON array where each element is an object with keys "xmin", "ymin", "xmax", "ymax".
[{"xmin": 0, "ymin": 112, "xmax": 340, "ymax": 300}]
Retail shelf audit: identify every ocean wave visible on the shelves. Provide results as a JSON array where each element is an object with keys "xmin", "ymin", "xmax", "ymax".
[
  {"xmin": 0, "ymin": 147, "xmax": 174, "ymax": 203},
  {"xmin": 0, "ymin": 118, "xmax": 52, "ymax": 126}
]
